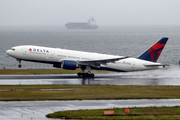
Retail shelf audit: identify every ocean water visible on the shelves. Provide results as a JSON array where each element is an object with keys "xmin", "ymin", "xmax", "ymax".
[{"xmin": 1, "ymin": 25, "xmax": 180, "ymax": 69}]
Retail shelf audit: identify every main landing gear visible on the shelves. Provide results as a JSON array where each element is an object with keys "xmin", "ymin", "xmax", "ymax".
[
  {"xmin": 77, "ymin": 65, "xmax": 95, "ymax": 78},
  {"xmin": 77, "ymin": 72, "xmax": 95, "ymax": 78}
]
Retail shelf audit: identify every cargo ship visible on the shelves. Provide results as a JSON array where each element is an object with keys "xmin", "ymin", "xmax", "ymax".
[{"xmin": 65, "ymin": 18, "xmax": 98, "ymax": 29}]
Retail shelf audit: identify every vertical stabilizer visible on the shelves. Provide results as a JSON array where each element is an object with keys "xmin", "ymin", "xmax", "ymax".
[{"xmin": 138, "ymin": 37, "xmax": 168, "ymax": 62}]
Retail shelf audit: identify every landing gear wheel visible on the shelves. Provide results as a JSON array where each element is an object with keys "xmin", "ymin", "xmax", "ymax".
[
  {"xmin": 78, "ymin": 73, "xmax": 94, "ymax": 78},
  {"xmin": 90, "ymin": 74, "xmax": 95, "ymax": 78},
  {"xmin": 77, "ymin": 72, "xmax": 82, "ymax": 77},
  {"xmin": 78, "ymin": 66, "xmax": 95, "ymax": 78},
  {"xmin": 17, "ymin": 59, "xmax": 22, "ymax": 68},
  {"xmin": 18, "ymin": 64, "xmax": 22, "ymax": 68},
  {"xmin": 82, "ymin": 73, "xmax": 88, "ymax": 78}
]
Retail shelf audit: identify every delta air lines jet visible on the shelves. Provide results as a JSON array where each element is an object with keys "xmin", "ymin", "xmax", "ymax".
[{"xmin": 6, "ymin": 37, "xmax": 168, "ymax": 77}]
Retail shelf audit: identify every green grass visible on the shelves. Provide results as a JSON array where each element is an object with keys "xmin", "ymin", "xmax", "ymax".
[
  {"xmin": 0, "ymin": 69, "xmax": 108, "ymax": 75},
  {"xmin": 0, "ymin": 69, "xmax": 81, "ymax": 75},
  {"xmin": 46, "ymin": 106, "xmax": 180, "ymax": 119},
  {"xmin": 0, "ymin": 85, "xmax": 180, "ymax": 101}
]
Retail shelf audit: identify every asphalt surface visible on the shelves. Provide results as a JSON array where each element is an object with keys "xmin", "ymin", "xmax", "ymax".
[
  {"xmin": 0, "ymin": 67, "xmax": 180, "ymax": 85},
  {"xmin": 1, "ymin": 99, "xmax": 180, "ymax": 120}
]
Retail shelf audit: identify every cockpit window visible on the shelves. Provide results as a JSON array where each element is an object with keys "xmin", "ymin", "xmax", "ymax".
[{"xmin": 11, "ymin": 48, "xmax": 15, "ymax": 51}]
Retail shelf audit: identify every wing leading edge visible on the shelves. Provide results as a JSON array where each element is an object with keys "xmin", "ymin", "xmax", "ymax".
[{"xmin": 77, "ymin": 56, "xmax": 128, "ymax": 66}]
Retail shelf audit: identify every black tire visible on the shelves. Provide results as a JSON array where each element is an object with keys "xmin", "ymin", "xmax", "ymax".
[
  {"xmin": 77, "ymin": 72, "xmax": 82, "ymax": 77},
  {"xmin": 90, "ymin": 74, "xmax": 95, "ymax": 78},
  {"xmin": 82, "ymin": 73, "xmax": 87, "ymax": 78},
  {"xmin": 18, "ymin": 64, "xmax": 22, "ymax": 68}
]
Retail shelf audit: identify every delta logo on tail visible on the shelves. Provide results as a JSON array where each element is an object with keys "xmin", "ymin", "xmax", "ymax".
[{"xmin": 138, "ymin": 37, "xmax": 168, "ymax": 62}]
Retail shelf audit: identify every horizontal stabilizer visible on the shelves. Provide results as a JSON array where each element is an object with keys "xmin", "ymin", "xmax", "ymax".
[{"xmin": 144, "ymin": 64, "xmax": 169, "ymax": 67}]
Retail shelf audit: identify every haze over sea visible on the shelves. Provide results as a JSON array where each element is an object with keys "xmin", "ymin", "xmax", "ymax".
[{"xmin": 0, "ymin": 25, "xmax": 180, "ymax": 69}]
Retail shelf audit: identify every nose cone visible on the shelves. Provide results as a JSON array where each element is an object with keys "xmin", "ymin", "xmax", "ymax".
[
  {"xmin": 6, "ymin": 50, "xmax": 14, "ymax": 57},
  {"xmin": 6, "ymin": 50, "xmax": 11, "ymax": 55}
]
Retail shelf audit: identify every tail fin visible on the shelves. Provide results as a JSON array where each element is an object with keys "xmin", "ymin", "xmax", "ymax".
[{"xmin": 138, "ymin": 37, "xmax": 168, "ymax": 62}]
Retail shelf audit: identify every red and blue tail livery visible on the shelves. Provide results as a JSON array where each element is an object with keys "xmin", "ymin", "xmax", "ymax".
[{"xmin": 138, "ymin": 37, "xmax": 168, "ymax": 62}]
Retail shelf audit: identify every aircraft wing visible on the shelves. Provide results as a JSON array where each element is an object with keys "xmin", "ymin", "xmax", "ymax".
[{"xmin": 77, "ymin": 56, "xmax": 128, "ymax": 66}]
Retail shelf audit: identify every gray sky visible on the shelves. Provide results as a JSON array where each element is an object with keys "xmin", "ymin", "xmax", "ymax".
[{"xmin": 0, "ymin": 0, "xmax": 180, "ymax": 26}]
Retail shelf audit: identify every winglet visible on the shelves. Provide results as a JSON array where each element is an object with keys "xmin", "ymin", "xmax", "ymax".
[{"xmin": 138, "ymin": 37, "xmax": 168, "ymax": 62}]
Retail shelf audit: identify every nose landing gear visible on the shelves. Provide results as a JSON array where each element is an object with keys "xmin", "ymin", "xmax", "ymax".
[{"xmin": 17, "ymin": 59, "xmax": 22, "ymax": 68}]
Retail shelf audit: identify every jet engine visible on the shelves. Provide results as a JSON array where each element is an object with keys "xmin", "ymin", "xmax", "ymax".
[
  {"xmin": 61, "ymin": 60, "xmax": 78, "ymax": 70},
  {"xmin": 53, "ymin": 60, "xmax": 78, "ymax": 70}
]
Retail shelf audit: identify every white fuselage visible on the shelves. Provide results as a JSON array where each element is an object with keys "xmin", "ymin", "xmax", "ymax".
[{"xmin": 6, "ymin": 45, "xmax": 163, "ymax": 72}]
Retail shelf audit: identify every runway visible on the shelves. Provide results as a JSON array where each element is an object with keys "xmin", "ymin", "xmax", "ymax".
[
  {"xmin": 1, "ymin": 67, "xmax": 180, "ymax": 120},
  {"xmin": 1, "ymin": 99, "xmax": 180, "ymax": 120},
  {"xmin": 1, "ymin": 67, "xmax": 180, "ymax": 85}
]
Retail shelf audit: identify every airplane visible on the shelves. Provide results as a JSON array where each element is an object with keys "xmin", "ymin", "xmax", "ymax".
[{"xmin": 6, "ymin": 37, "xmax": 168, "ymax": 78}]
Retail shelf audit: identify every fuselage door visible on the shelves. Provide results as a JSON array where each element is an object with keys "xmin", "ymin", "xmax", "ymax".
[
  {"xmin": 48, "ymin": 51, "xmax": 55, "ymax": 59},
  {"xmin": 131, "ymin": 62, "xmax": 136, "ymax": 68}
]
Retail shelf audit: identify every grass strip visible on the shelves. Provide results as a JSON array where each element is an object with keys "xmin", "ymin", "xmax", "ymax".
[
  {"xmin": 46, "ymin": 106, "xmax": 180, "ymax": 120},
  {"xmin": 0, "ymin": 69, "xmax": 81, "ymax": 75},
  {"xmin": 0, "ymin": 69, "xmax": 108, "ymax": 75},
  {"xmin": 0, "ymin": 85, "xmax": 180, "ymax": 101}
]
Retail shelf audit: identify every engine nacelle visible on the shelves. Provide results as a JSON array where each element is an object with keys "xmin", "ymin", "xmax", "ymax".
[{"xmin": 61, "ymin": 60, "xmax": 78, "ymax": 70}]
